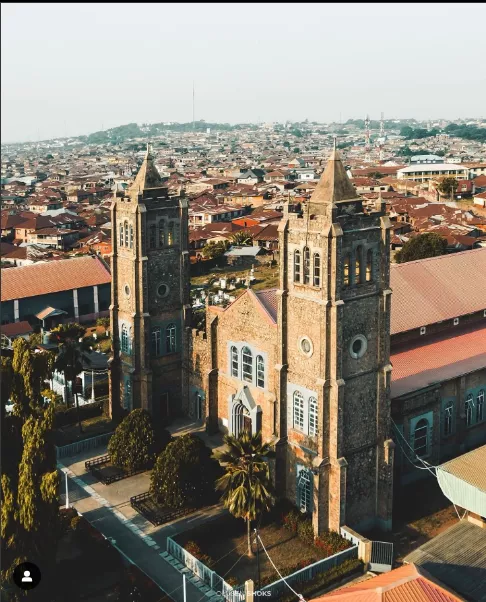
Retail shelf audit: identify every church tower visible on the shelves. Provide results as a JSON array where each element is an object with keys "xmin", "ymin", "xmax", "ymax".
[
  {"xmin": 277, "ymin": 144, "xmax": 395, "ymax": 533},
  {"xmin": 109, "ymin": 146, "xmax": 190, "ymax": 422}
]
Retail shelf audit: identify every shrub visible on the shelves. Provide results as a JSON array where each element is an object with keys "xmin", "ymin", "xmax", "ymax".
[
  {"xmin": 282, "ymin": 508, "xmax": 300, "ymax": 533},
  {"xmin": 184, "ymin": 540, "xmax": 215, "ymax": 568},
  {"xmin": 108, "ymin": 408, "xmax": 171, "ymax": 471},
  {"xmin": 150, "ymin": 433, "xmax": 223, "ymax": 509},
  {"xmin": 297, "ymin": 518, "xmax": 315, "ymax": 546},
  {"xmin": 54, "ymin": 400, "xmax": 103, "ymax": 427}
]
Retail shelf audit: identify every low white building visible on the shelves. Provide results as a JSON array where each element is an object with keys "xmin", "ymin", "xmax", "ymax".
[{"xmin": 397, "ymin": 163, "xmax": 469, "ymax": 182}]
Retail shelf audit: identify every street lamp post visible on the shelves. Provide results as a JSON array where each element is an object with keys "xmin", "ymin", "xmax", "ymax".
[
  {"xmin": 91, "ymin": 370, "xmax": 95, "ymax": 402},
  {"xmin": 63, "ymin": 468, "xmax": 69, "ymax": 509}
]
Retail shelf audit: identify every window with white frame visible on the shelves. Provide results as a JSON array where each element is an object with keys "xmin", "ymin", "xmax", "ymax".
[
  {"xmin": 303, "ymin": 247, "xmax": 310, "ymax": 284},
  {"xmin": 121, "ymin": 324, "xmax": 129, "ymax": 354},
  {"xmin": 129, "ymin": 225, "xmax": 134, "ymax": 249},
  {"xmin": 231, "ymin": 346, "xmax": 239, "ymax": 377},
  {"xmin": 294, "ymin": 250, "xmax": 301, "ymax": 282},
  {"xmin": 119, "ymin": 223, "xmax": 124, "ymax": 247},
  {"xmin": 477, "ymin": 390, "xmax": 484, "ymax": 423},
  {"xmin": 443, "ymin": 402, "xmax": 453, "ymax": 437},
  {"xmin": 242, "ymin": 347, "xmax": 253, "ymax": 383},
  {"xmin": 124, "ymin": 221, "xmax": 129, "ymax": 247},
  {"xmin": 166, "ymin": 323, "xmax": 176, "ymax": 353},
  {"xmin": 313, "ymin": 253, "xmax": 320, "ymax": 287},
  {"xmin": 256, "ymin": 355, "xmax": 265, "ymax": 388},
  {"xmin": 297, "ymin": 468, "xmax": 312, "ymax": 513},
  {"xmin": 151, "ymin": 328, "xmax": 161, "ymax": 356},
  {"xmin": 465, "ymin": 394, "xmax": 474, "ymax": 427},
  {"xmin": 293, "ymin": 391, "xmax": 305, "ymax": 431},
  {"xmin": 308, "ymin": 396, "xmax": 318, "ymax": 436},
  {"xmin": 413, "ymin": 418, "xmax": 429, "ymax": 457}
]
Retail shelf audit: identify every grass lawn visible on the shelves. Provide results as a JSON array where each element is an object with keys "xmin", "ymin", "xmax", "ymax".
[
  {"xmin": 176, "ymin": 518, "xmax": 326, "ymax": 587},
  {"xmin": 55, "ymin": 413, "xmax": 115, "ymax": 446}
]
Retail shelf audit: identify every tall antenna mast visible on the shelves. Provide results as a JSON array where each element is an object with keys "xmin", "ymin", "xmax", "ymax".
[
  {"xmin": 192, "ymin": 81, "xmax": 195, "ymax": 131},
  {"xmin": 364, "ymin": 114, "xmax": 371, "ymax": 163},
  {"xmin": 379, "ymin": 111, "xmax": 385, "ymax": 161}
]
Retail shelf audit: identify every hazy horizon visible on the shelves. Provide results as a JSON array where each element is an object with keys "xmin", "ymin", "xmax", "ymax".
[{"xmin": 2, "ymin": 2, "xmax": 486, "ymax": 144}]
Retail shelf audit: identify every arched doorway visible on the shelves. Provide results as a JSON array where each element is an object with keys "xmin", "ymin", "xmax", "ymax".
[{"xmin": 233, "ymin": 402, "xmax": 252, "ymax": 437}]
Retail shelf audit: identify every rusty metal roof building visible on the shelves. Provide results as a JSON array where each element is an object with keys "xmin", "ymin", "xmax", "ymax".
[
  {"xmin": 404, "ymin": 521, "xmax": 486, "ymax": 601},
  {"xmin": 390, "ymin": 248, "xmax": 486, "ymax": 335}
]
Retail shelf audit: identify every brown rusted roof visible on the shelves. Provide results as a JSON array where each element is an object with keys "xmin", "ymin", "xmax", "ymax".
[
  {"xmin": 390, "ymin": 248, "xmax": 486, "ymax": 334},
  {"xmin": 1, "ymin": 255, "xmax": 111, "ymax": 301}
]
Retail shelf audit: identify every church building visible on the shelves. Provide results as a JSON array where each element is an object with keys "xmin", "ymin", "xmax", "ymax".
[{"xmin": 110, "ymin": 146, "xmax": 486, "ymax": 537}]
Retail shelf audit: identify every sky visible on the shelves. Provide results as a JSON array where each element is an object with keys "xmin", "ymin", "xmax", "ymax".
[{"xmin": 1, "ymin": 2, "xmax": 486, "ymax": 143}]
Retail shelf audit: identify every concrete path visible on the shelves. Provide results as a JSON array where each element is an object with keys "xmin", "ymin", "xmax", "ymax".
[{"xmin": 58, "ymin": 446, "xmax": 228, "ymax": 602}]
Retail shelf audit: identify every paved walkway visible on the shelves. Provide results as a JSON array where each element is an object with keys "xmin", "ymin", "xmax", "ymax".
[{"xmin": 58, "ymin": 443, "xmax": 228, "ymax": 602}]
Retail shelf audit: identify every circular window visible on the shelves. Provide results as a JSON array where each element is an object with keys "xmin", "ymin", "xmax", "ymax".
[
  {"xmin": 124, "ymin": 284, "xmax": 131, "ymax": 298},
  {"xmin": 157, "ymin": 283, "xmax": 170, "ymax": 298},
  {"xmin": 349, "ymin": 334, "xmax": 367, "ymax": 359},
  {"xmin": 299, "ymin": 336, "xmax": 313, "ymax": 357}
]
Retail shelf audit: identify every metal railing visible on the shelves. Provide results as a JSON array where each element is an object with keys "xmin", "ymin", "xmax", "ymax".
[
  {"xmin": 167, "ymin": 537, "xmax": 244, "ymax": 601},
  {"xmin": 259, "ymin": 544, "xmax": 358, "ymax": 599},
  {"xmin": 56, "ymin": 431, "xmax": 114, "ymax": 459},
  {"xmin": 85, "ymin": 454, "xmax": 149, "ymax": 485},
  {"xmin": 130, "ymin": 492, "xmax": 194, "ymax": 526}
]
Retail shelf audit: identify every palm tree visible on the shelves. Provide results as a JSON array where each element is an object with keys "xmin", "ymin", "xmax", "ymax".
[
  {"xmin": 214, "ymin": 431, "xmax": 275, "ymax": 557},
  {"xmin": 49, "ymin": 323, "xmax": 91, "ymax": 434},
  {"xmin": 230, "ymin": 230, "xmax": 253, "ymax": 247}
]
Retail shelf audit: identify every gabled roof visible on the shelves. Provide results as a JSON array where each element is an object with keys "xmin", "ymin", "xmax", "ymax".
[{"xmin": 313, "ymin": 563, "xmax": 464, "ymax": 601}]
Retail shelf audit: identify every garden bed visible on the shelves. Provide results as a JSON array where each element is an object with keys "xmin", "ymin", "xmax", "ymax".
[
  {"xmin": 85, "ymin": 453, "xmax": 149, "ymax": 484},
  {"xmin": 130, "ymin": 491, "xmax": 195, "ymax": 526},
  {"xmin": 174, "ymin": 507, "xmax": 353, "ymax": 588}
]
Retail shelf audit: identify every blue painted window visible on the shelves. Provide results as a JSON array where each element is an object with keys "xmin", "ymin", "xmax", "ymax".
[
  {"xmin": 414, "ymin": 418, "xmax": 429, "ymax": 457},
  {"xmin": 465, "ymin": 394, "xmax": 474, "ymax": 427},
  {"xmin": 297, "ymin": 467, "xmax": 312, "ymax": 513},
  {"xmin": 443, "ymin": 402, "xmax": 453, "ymax": 437},
  {"xmin": 121, "ymin": 324, "xmax": 129, "ymax": 354}
]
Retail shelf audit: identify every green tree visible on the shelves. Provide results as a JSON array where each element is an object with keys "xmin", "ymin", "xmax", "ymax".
[
  {"xmin": 49, "ymin": 323, "xmax": 90, "ymax": 433},
  {"xmin": 214, "ymin": 431, "xmax": 275, "ymax": 557},
  {"xmin": 108, "ymin": 409, "xmax": 171, "ymax": 471},
  {"xmin": 10, "ymin": 338, "xmax": 52, "ymax": 417},
  {"xmin": 96, "ymin": 317, "xmax": 110, "ymax": 329},
  {"xmin": 395, "ymin": 233, "xmax": 448, "ymax": 263},
  {"xmin": 1, "ymin": 403, "xmax": 60, "ymax": 593},
  {"xmin": 201, "ymin": 239, "xmax": 230, "ymax": 259},
  {"xmin": 150, "ymin": 434, "xmax": 222, "ymax": 509},
  {"xmin": 230, "ymin": 230, "xmax": 253, "ymax": 246},
  {"xmin": 436, "ymin": 176, "xmax": 458, "ymax": 197},
  {"xmin": 283, "ymin": 141, "xmax": 290, "ymax": 149}
]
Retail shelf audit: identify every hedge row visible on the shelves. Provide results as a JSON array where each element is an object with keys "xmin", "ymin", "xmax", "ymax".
[{"xmin": 54, "ymin": 400, "xmax": 103, "ymax": 427}]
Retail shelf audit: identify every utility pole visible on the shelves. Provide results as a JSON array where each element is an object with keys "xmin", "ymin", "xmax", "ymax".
[
  {"xmin": 254, "ymin": 528, "xmax": 261, "ymax": 590},
  {"xmin": 192, "ymin": 81, "xmax": 195, "ymax": 131}
]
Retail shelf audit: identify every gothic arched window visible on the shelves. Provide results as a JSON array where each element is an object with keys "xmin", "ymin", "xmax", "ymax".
[
  {"xmin": 313, "ymin": 253, "xmax": 321, "ymax": 287},
  {"xmin": 231, "ymin": 346, "xmax": 239, "ymax": 377},
  {"xmin": 465, "ymin": 394, "xmax": 474, "ymax": 427},
  {"xmin": 121, "ymin": 324, "xmax": 129, "ymax": 354},
  {"xmin": 308, "ymin": 396, "xmax": 318, "ymax": 436},
  {"xmin": 167, "ymin": 222, "xmax": 174, "ymax": 246},
  {"xmin": 477, "ymin": 390, "xmax": 484, "ymax": 423},
  {"xmin": 159, "ymin": 221, "xmax": 165, "ymax": 247},
  {"xmin": 293, "ymin": 391, "xmax": 305, "ymax": 431},
  {"xmin": 444, "ymin": 402, "xmax": 453, "ymax": 437},
  {"xmin": 256, "ymin": 355, "xmax": 265, "ymax": 388},
  {"xmin": 303, "ymin": 247, "xmax": 310, "ymax": 285},
  {"xmin": 124, "ymin": 221, "xmax": 129, "ymax": 247},
  {"xmin": 129, "ymin": 225, "xmax": 134, "ymax": 249},
  {"xmin": 119, "ymin": 223, "xmax": 124, "ymax": 247},
  {"xmin": 242, "ymin": 346, "xmax": 253, "ymax": 383},
  {"xmin": 414, "ymin": 418, "xmax": 429, "ymax": 457},
  {"xmin": 294, "ymin": 250, "xmax": 301, "ymax": 282},
  {"xmin": 166, "ymin": 323, "xmax": 176, "ymax": 353},
  {"xmin": 366, "ymin": 249, "xmax": 373, "ymax": 282},
  {"xmin": 355, "ymin": 246, "xmax": 362, "ymax": 284},
  {"xmin": 343, "ymin": 254, "xmax": 350, "ymax": 286},
  {"xmin": 149, "ymin": 224, "xmax": 157, "ymax": 249}
]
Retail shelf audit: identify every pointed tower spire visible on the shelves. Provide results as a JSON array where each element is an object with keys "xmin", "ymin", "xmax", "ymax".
[
  {"xmin": 128, "ymin": 143, "xmax": 164, "ymax": 195},
  {"xmin": 308, "ymin": 145, "xmax": 360, "ymax": 214}
]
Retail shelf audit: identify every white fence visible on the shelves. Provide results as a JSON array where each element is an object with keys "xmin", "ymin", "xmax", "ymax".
[
  {"xmin": 167, "ymin": 537, "xmax": 244, "ymax": 602},
  {"xmin": 56, "ymin": 432, "xmax": 114, "ymax": 460},
  {"xmin": 259, "ymin": 544, "xmax": 358, "ymax": 599}
]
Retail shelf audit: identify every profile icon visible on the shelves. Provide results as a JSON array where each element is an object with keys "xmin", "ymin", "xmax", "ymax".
[{"xmin": 13, "ymin": 562, "xmax": 41, "ymax": 590}]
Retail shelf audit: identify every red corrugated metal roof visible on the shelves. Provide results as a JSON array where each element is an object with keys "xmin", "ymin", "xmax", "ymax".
[
  {"xmin": 390, "ymin": 324, "xmax": 486, "ymax": 398},
  {"xmin": 1, "ymin": 255, "xmax": 111, "ymax": 301},
  {"xmin": 390, "ymin": 248, "xmax": 486, "ymax": 334}
]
